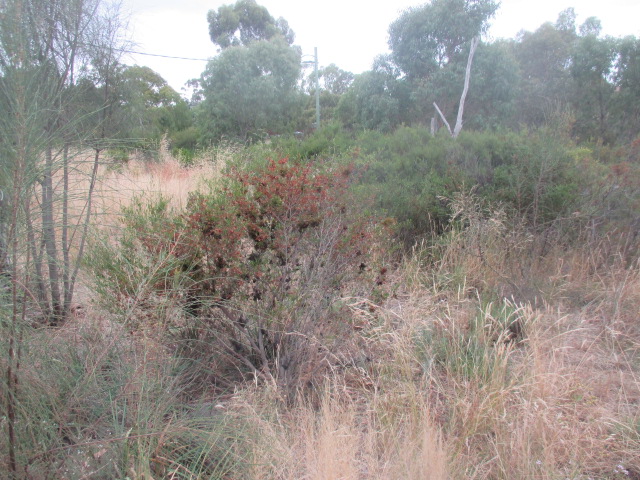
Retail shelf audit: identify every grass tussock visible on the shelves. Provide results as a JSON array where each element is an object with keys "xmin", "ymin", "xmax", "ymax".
[{"xmin": 0, "ymin": 308, "xmax": 248, "ymax": 479}]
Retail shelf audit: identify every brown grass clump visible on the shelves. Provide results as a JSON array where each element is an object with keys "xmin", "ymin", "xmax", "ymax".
[{"xmin": 229, "ymin": 382, "xmax": 449, "ymax": 480}]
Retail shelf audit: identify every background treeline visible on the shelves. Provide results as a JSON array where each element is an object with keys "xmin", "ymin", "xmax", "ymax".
[
  {"xmin": 79, "ymin": 0, "xmax": 640, "ymax": 156},
  {"xmin": 125, "ymin": 2, "xmax": 640, "ymax": 149}
]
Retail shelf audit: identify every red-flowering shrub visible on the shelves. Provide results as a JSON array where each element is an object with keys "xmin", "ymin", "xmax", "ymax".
[
  {"xmin": 164, "ymin": 158, "xmax": 387, "ymax": 391},
  {"xmin": 89, "ymin": 158, "xmax": 388, "ymax": 392},
  {"xmin": 178, "ymin": 159, "xmax": 375, "ymax": 299}
]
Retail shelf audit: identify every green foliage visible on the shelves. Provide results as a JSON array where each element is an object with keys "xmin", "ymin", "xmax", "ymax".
[
  {"xmin": 197, "ymin": 37, "xmax": 303, "ymax": 142},
  {"xmin": 502, "ymin": 10, "xmax": 640, "ymax": 143},
  {"xmin": 352, "ymin": 127, "xmax": 458, "ymax": 239},
  {"xmin": 207, "ymin": 0, "xmax": 294, "ymax": 49},
  {"xmin": 352, "ymin": 126, "xmax": 585, "ymax": 241},
  {"xmin": 301, "ymin": 64, "xmax": 355, "ymax": 124},
  {"xmin": 201, "ymin": 1, "xmax": 304, "ymax": 140},
  {"xmin": 486, "ymin": 129, "xmax": 581, "ymax": 227},
  {"xmin": 569, "ymin": 31, "xmax": 617, "ymax": 142},
  {"xmin": 170, "ymin": 126, "xmax": 200, "ymax": 158},
  {"xmin": 388, "ymin": 0, "xmax": 499, "ymax": 79},
  {"xmin": 342, "ymin": 0, "xmax": 500, "ymax": 135},
  {"xmin": 416, "ymin": 299, "xmax": 524, "ymax": 386},
  {"xmin": 463, "ymin": 40, "xmax": 521, "ymax": 130},
  {"xmin": 0, "ymin": 320, "xmax": 247, "ymax": 478},
  {"xmin": 122, "ymin": 65, "xmax": 182, "ymax": 108},
  {"xmin": 85, "ymin": 196, "xmax": 193, "ymax": 326},
  {"xmin": 513, "ymin": 20, "xmax": 575, "ymax": 126},
  {"xmin": 191, "ymin": 1, "xmax": 640, "ymax": 147},
  {"xmin": 316, "ymin": 64, "xmax": 355, "ymax": 95},
  {"xmin": 266, "ymin": 122, "xmax": 356, "ymax": 160},
  {"xmin": 613, "ymin": 36, "xmax": 640, "ymax": 141},
  {"xmin": 116, "ymin": 65, "xmax": 195, "ymax": 153},
  {"xmin": 337, "ymin": 60, "xmax": 412, "ymax": 132}
]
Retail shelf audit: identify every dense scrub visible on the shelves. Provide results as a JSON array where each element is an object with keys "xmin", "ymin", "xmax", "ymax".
[
  {"xmin": 267, "ymin": 125, "xmax": 639, "ymax": 246},
  {"xmin": 2, "ymin": 128, "xmax": 639, "ymax": 478}
]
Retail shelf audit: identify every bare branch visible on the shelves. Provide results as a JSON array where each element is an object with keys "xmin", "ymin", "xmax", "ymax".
[{"xmin": 433, "ymin": 102, "xmax": 453, "ymax": 136}]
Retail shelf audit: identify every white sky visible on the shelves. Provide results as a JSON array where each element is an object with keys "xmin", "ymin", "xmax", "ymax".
[{"xmin": 119, "ymin": 0, "xmax": 640, "ymax": 94}]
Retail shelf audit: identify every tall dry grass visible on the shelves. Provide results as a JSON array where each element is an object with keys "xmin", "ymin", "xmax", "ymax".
[
  {"xmin": 4, "ymin": 148, "xmax": 638, "ymax": 479},
  {"xmin": 91, "ymin": 144, "xmax": 232, "ymax": 228},
  {"xmin": 29, "ymin": 143, "xmax": 232, "ymax": 265},
  {"xmin": 223, "ymin": 213, "xmax": 639, "ymax": 479},
  {"xmin": 231, "ymin": 382, "xmax": 448, "ymax": 480}
]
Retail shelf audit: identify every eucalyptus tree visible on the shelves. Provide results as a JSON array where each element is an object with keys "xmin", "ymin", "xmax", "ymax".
[
  {"xmin": 117, "ymin": 65, "xmax": 194, "ymax": 148},
  {"xmin": 199, "ymin": 0, "xmax": 303, "ymax": 141},
  {"xmin": 459, "ymin": 39, "xmax": 521, "ymax": 130},
  {"xmin": 300, "ymin": 63, "xmax": 354, "ymax": 124},
  {"xmin": 570, "ymin": 24, "xmax": 617, "ymax": 142},
  {"xmin": 388, "ymin": 0, "xmax": 499, "ymax": 136},
  {"xmin": 513, "ymin": 11, "xmax": 577, "ymax": 127},
  {"xmin": 316, "ymin": 64, "xmax": 355, "ymax": 96},
  {"xmin": 207, "ymin": 0, "xmax": 294, "ymax": 49},
  {"xmin": 336, "ymin": 56, "xmax": 411, "ymax": 132},
  {"xmin": 511, "ymin": 10, "xmax": 625, "ymax": 142},
  {"xmin": 612, "ymin": 35, "xmax": 640, "ymax": 141}
]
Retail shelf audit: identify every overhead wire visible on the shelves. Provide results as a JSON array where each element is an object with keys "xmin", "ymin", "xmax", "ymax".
[
  {"xmin": 78, "ymin": 41, "xmax": 213, "ymax": 62},
  {"xmin": 121, "ymin": 48, "xmax": 211, "ymax": 62}
]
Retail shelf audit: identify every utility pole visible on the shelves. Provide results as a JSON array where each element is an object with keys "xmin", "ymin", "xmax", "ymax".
[
  {"xmin": 314, "ymin": 47, "xmax": 320, "ymax": 129},
  {"xmin": 302, "ymin": 48, "xmax": 321, "ymax": 130}
]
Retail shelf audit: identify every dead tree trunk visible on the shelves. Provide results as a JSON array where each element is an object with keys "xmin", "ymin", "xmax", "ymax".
[
  {"xmin": 453, "ymin": 36, "xmax": 479, "ymax": 138},
  {"xmin": 432, "ymin": 36, "xmax": 480, "ymax": 138}
]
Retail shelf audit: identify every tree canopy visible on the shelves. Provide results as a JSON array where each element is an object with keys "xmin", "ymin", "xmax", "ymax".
[
  {"xmin": 198, "ymin": 1, "xmax": 303, "ymax": 141},
  {"xmin": 388, "ymin": 0, "xmax": 499, "ymax": 79},
  {"xmin": 198, "ymin": 37, "xmax": 302, "ymax": 141},
  {"xmin": 337, "ymin": 57, "xmax": 411, "ymax": 132},
  {"xmin": 207, "ymin": 0, "xmax": 295, "ymax": 49}
]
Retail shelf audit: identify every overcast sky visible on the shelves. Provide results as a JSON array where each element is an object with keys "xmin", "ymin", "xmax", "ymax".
[{"xmin": 119, "ymin": 0, "xmax": 640, "ymax": 94}]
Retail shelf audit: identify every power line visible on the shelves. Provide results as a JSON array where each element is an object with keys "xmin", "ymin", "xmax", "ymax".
[
  {"xmin": 123, "ymin": 48, "xmax": 211, "ymax": 62},
  {"xmin": 78, "ymin": 41, "xmax": 213, "ymax": 62}
]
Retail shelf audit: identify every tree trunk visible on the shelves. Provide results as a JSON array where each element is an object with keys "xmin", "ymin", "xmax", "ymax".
[
  {"xmin": 453, "ymin": 36, "xmax": 480, "ymax": 138},
  {"xmin": 42, "ymin": 146, "xmax": 64, "ymax": 325},
  {"xmin": 432, "ymin": 36, "xmax": 480, "ymax": 139},
  {"xmin": 65, "ymin": 147, "xmax": 102, "ymax": 314},
  {"xmin": 25, "ymin": 200, "xmax": 51, "ymax": 318},
  {"xmin": 433, "ymin": 102, "xmax": 453, "ymax": 136}
]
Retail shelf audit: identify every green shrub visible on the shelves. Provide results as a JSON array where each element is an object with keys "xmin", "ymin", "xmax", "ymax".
[
  {"xmin": 352, "ymin": 126, "xmax": 588, "ymax": 242},
  {"xmin": 263, "ymin": 121, "xmax": 355, "ymax": 160},
  {"xmin": 85, "ymin": 196, "xmax": 193, "ymax": 328}
]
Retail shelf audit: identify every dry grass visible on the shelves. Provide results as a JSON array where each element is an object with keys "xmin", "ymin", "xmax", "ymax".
[
  {"xmin": 7, "ymin": 149, "xmax": 638, "ymax": 479},
  {"xmin": 225, "ymin": 231, "xmax": 640, "ymax": 479},
  {"xmin": 230, "ymin": 382, "xmax": 448, "ymax": 480},
  {"xmin": 91, "ymin": 145, "xmax": 230, "ymax": 227},
  {"xmin": 24, "ymin": 144, "xmax": 231, "ymax": 267},
  {"xmin": 51, "ymin": 141, "xmax": 234, "ymax": 232}
]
